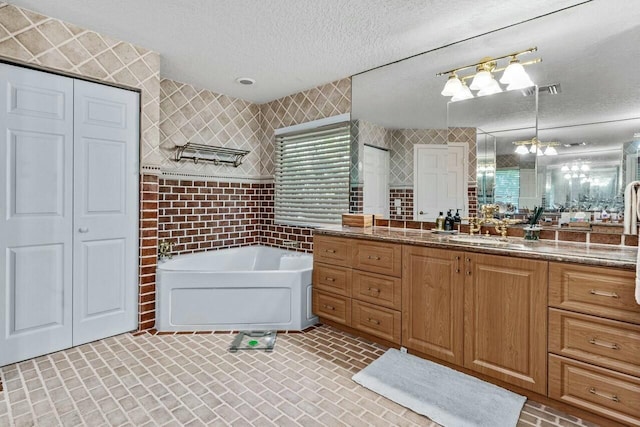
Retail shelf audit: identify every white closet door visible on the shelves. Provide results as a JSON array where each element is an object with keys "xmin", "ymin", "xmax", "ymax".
[
  {"xmin": 72, "ymin": 80, "xmax": 139, "ymax": 346},
  {"xmin": 363, "ymin": 145, "xmax": 389, "ymax": 217},
  {"xmin": 0, "ymin": 64, "xmax": 74, "ymax": 366}
]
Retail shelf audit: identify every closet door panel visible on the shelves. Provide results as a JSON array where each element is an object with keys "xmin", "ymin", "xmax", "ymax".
[
  {"xmin": 73, "ymin": 80, "xmax": 139, "ymax": 346},
  {"xmin": 0, "ymin": 64, "xmax": 73, "ymax": 366}
]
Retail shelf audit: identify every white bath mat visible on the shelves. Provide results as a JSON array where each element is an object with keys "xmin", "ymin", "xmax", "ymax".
[
  {"xmin": 229, "ymin": 331, "xmax": 277, "ymax": 352},
  {"xmin": 352, "ymin": 349, "xmax": 526, "ymax": 427}
]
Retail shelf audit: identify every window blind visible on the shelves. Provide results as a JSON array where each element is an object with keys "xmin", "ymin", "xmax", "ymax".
[{"xmin": 275, "ymin": 122, "xmax": 351, "ymax": 226}]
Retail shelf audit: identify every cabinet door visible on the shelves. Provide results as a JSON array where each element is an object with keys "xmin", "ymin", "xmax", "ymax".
[
  {"xmin": 402, "ymin": 246, "xmax": 463, "ymax": 365},
  {"xmin": 464, "ymin": 253, "xmax": 548, "ymax": 394}
]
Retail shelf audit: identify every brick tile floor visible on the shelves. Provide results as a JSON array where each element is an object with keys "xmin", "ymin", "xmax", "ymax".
[{"xmin": 0, "ymin": 325, "xmax": 598, "ymax": 426}]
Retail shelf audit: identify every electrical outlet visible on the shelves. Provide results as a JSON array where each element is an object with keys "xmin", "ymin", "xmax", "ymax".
[
  {"xmin": 394, "ymin": 198, "xmax": 401, "ymax": 207},
  {"xmin": 400, "ymin": 346, "xmax": 407, "ymax": 353}
]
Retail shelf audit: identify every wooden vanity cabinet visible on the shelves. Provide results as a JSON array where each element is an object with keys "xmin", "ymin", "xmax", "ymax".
[
  {"xmin": 312, "ymin": 235, "xmax": 402, "ymax": 345},
  {"xmin": 402, "ymin": 245, "xmax": 548, "ymax": 394},
  {"xmin": 548, "ymin": 262, "xmax": 640, "ymax": 425}
]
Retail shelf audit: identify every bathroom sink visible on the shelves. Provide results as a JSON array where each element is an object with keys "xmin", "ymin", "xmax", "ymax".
[
  {"xmin": 448, "ymin": 235, "xmax": 509, "ymax": 245},
  {"xmin": 447, "ymin": 235, "xmax": 529, "ymax": 250}
]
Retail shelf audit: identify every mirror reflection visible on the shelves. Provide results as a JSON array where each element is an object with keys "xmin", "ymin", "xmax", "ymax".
[{"xmin": 351, "ymin": 1, "xmax": 640, "ymax": 222}]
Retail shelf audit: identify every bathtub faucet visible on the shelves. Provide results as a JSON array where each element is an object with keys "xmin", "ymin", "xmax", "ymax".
[
  {"xmin": 282, "ymin": 240, "xmax": 300, "ymax": 249},
  {"xmin": 158, "ymin": 240, "xmax": 173, "ymax": 261}
]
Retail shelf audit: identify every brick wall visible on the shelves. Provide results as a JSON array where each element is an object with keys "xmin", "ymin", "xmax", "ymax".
[
  {"xmin": 259, "ymin": 183, "xmax": 314, "ymax": 252},
  {"xmin": 139, "ymin": 174, "xmax": 159, "ymax": 331},
  {"xmin": 389, "ymin": 188, "xmax": 414, "ymax": 220},
  {"xmin": 157, "ymin": 179, "xmax": 261, "ymax": 255},
  {"xmin": 350, "ymin": 185, "xmax": 363, "ymax": 214}
]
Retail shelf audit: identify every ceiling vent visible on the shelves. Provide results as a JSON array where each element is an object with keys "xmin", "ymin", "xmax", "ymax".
[
  {"xmin": 539, "ymin": 83, "xmax": 561, "ymax": 95},
  {"xmin": 563, "ymin": 141, "xmax": 587, "ymax": 148}
]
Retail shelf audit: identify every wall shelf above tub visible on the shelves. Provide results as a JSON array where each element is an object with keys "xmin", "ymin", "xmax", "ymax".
[{"xmin": 174, "ymin": 142, "xmax": 249, "ymax": 167}]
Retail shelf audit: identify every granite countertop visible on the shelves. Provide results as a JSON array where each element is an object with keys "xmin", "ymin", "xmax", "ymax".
[{"xmin": 316, "ymin": 226, "xmax": 638, "ymax": 270}]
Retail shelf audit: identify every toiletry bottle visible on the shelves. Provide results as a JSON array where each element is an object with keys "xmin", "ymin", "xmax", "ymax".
[
  {"xmin": 444, "ymin": 210, "xmax": 454, "ymax": 231},
  {"xmin": 453, "ymin": 209, "xmax": 462, "ymax": 231},
  {"xmin": 436, "ymin": 212, "xmax": 445, "ymax": 230},
  {"xmin": 454, "ymin": 209, "xmax": 461, "ymax": 224}
]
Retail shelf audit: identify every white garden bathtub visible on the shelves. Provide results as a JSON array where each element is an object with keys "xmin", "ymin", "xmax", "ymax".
[{"xmin": 156, "ymin": 246, "xmax": 317, "ymax": 331}]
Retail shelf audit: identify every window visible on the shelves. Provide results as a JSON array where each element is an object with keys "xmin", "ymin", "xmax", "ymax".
[
  {"xmin": 275, "ymin": 120, "xmax": 351, "ymax": 226},
  {"xmin": 494, "ymin": 168, "xmax": 520, "ymax": 209}
]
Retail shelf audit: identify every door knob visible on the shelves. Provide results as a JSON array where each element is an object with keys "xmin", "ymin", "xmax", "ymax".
[
  {"xmin": 419, "ymin": 211, "xmax": 425, "ymax": 215},
  {"xmin": 78, "ymin": 227, "xmax": 89, "ymax": 233}
]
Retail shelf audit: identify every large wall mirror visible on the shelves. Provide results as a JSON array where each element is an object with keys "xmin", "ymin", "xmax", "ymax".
[{"xmin": 351, "ymin": 0, "xmax": 640, "ymax": 221}]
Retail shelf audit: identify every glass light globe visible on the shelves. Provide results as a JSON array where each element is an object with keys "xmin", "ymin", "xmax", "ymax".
[
  {"xmin": 450, "ymin": 83, "xmax": 474, "ymax": 102},
  {"xmin": 441, "ymin": 74, "xmax": 463, "ymax": 96},
  {"xmin": 477, "ymin": 78, "xmax": 503, "ymax": 96},
  {"xmin": 470, "ymin": 70, "xmax": 492, "ymax": 90},
  {"xmin": 543, "ymin": 146, "xmax": 558, "ymax": 155},
  {"xmin": 515, "ymin": 145, "xmax": 530, "ymax": 155},
  {"xmin": 500, "ymin": 60, "xmax": 526, "ymax": 84},
  {"xmin": 561, "ymin": 164, "xmax": 569, "ymax": 172}
]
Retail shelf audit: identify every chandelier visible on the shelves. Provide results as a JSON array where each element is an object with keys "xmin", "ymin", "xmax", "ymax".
[
  {"xmin": 561, "ymin": 161, "xmax": 590, "ymax": 179},
  {"xmin": 437, "ymin": 47, "xmax": 541, "ymax": 102},
  {"xmin": 513, "ymin": 137, "xmax": 558, "ymax": 156}
]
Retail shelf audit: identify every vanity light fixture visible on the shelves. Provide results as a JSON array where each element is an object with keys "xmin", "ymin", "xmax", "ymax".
[
  {"xmin": 437, "ymin": 47, "xmax": 541, "ymax": 102},
  {"xmin": 513, "ymin": 137, "xmax": 559, "ymax": 156},
  {"xmin": 561, "ymin": 164, "xmax": 570, "ymax": 172}
]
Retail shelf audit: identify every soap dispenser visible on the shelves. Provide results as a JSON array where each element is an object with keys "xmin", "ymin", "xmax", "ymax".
[
  {"xmin": 444, "ymin": 210, "xmax": 454, "ymax": 231},
  {"xmin": 436, "ymin": 212, "xmax": 445, "ymax": 230},
  {"xmin": 453, "ymin": 209, "xmax": 462, "ymax": 224}
]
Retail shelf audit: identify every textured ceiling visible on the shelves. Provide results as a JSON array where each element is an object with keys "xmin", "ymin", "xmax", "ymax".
[
  {"xmin": 352, "ymin": 0, "xmax": 640, "ymax": 156},
  {"xmin": 9, "ymin": 0, "xmax": 586, "ymax": 103}
]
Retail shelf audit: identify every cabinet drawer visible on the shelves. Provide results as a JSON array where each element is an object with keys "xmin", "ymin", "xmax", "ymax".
[
  {"xmin": 549, "ymin": 262, "xmax": 640, "ymax": 324},
  {"xmin": 352, "ymin": 270, "xmax": 401, "ymax": 310},
  {"xmin": 352, "ymin": 240, "xmax": 401, "ymax": 277},
  {"xmin": 549, "ymin": 355, "xmax": 640, "ymax": 426},
  {"xmin": 549, "ymin": 309, "xmax": 640, "ymax": 377},
  {"xmin": 313, "ymin": 263, "xmax": 351, "ymax": 297},
  {"xmin": 352, "ymin": 300, "xmax": 401, "ymax": 344},
  {"xmin": 313, "ymin": 235, "xmax": 351, "ymax": 267},
  {"xmin": 312, "ymin": 290, "xmax": 351, "ymax": 326}
]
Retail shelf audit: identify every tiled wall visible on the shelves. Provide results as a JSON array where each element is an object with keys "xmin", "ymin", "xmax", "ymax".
[
  {"xmin": 350, "ymin": 185, "xmax": 364, "ymax": 214},
  {"xmin": 0, "ymin": 3, "xmax": 161, "ymax": 166},
  {"xmin": 389, "ymin": 188, "xmax": 414, "ymax": 221},
  {"xmin": 158, "ymin": 79, "xmax": 262, "ymax": 177},
  {"xmin": 157, "ymin": 179, "xmax": 261, "ymax": 254},
  {"xmin": 259, "ymin": 78, "xmax": 351, "ymax": 176}
]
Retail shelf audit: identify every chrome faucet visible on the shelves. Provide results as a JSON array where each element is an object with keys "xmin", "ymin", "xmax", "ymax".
[{"xmin": 158, "ymin": 240, "xmax": 173, "ymax": 261}]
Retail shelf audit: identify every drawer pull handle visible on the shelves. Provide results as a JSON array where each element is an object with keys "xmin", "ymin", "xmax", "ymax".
[
  {"xmin": 466, "ymin": 271, "xmax": 472, "ymax": 276},
  {"xmin": 455, "ymin": 256, "xmax": 460, "ymax": 273},
  {"xmin": 323, "ymin": 304, "xmax": 335, "ymax": 311},
  {"xmin": 589, "ymin": 338, "xmax": 620, "ymax": 350},
  {"xmin": 589, "ymin": 387, "xmax": 620, "ymax": 403},
  {"xmin": 367, "ymin": 255, "xmax": 380, "ymax": 260},
  {"xmin": 325, "ymin": 249, "xmax": 336, "ymax": 254},
  {"xmin": 368, "ymin": 287, "xmax": 380, "ymax": 294},
  {"xmin": 325, "ymin": 277, "xmax": 335, "ymax": 282},
  {"xmin": 367, "ymin": 318, "xmax": 380, "ymax": 325},
  {"xmin": 589, "ymin": 289, "xmax": 619, "ymax": 299}
]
